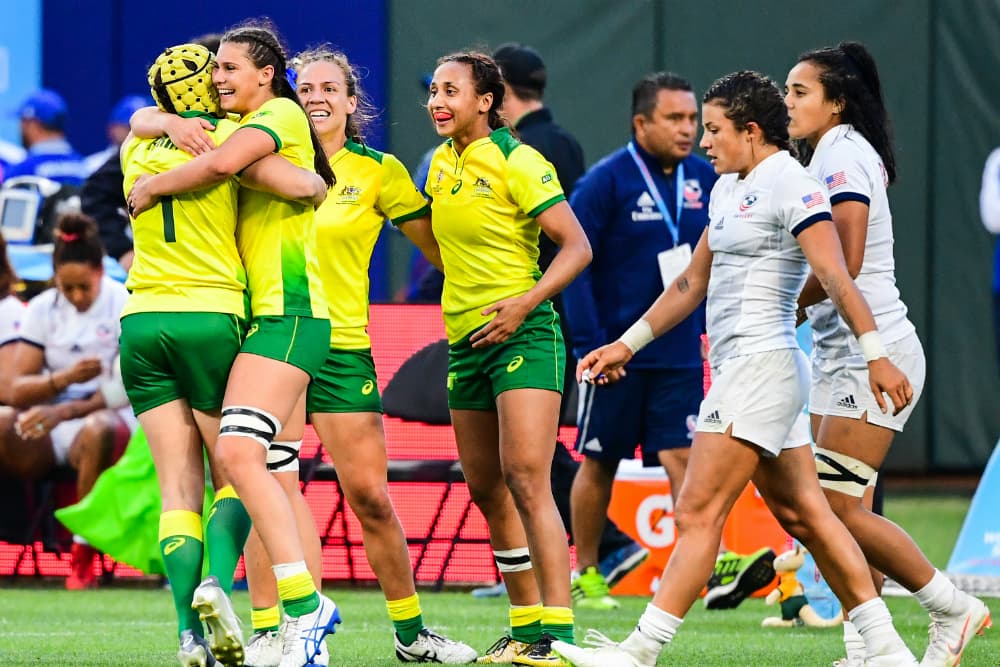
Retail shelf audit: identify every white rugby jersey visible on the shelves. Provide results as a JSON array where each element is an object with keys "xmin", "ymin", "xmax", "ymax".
[
  {"xmin": 0, "ymin": 295, "xmax": 26, "ymax": 348},
  {"xmin": 706, "ymin": 150, "xmax": 832, "ymax": 367},
  {"xmin": 19, "ymin": 276, "xmax": 128, "ymax": 402},
  {"xmin": 805, "ymin": 125, "xmax": 914, "ymax": 358}
]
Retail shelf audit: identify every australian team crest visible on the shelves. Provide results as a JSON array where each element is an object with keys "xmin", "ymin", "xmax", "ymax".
[
  {"xmin": 473, "ymin": 177, "xmax": 493, "ymax": 198},
  {"xmin": 338, "ymin": 185, "xmax": 362, "ymax": 205}
]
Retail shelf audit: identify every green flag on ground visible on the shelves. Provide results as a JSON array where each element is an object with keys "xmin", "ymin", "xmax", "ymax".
[{"xmin": 55, "ymin": 427, "xmax": 214, "ymax": 575}]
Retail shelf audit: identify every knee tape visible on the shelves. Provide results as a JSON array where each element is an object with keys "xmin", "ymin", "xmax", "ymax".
[
  {"xmin": 219, "ymin": 406, "xmax": 281, "ymax": 448},
  {"xmin": 494, "ymin": 547, "xmax": 532, "ymax": 573},
  {"xmin": 815, "ymin": 447, "xmax": 877, "ymax": 498},
  {"xmin": 267, "ymin": 440, "xmax": 301, "ymax": 473}
]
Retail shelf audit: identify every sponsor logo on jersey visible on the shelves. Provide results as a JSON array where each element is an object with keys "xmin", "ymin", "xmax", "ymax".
[
  {"xmin": 361, "ymin": 379, "xmax": 375, "ymax": 395},
  {"xmin": 450, "ymin": 180, "xmax": 463, "ymax": 195},
  {"xmin": 541, "ymin": 171, "xmax": 553, "ymax": 185},
  {"xmin": 632, "ymin": 191, "xmax": 663, "ymax": 222}
]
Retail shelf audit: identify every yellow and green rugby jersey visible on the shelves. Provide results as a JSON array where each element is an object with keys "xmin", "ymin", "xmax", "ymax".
[
  {"xmin": 121, "ymin": 114, "xmax": 246, "ymax": 318},
  {"xmin": 425, "ymin": 127, "xmax": 565, "ymax": 342},
  {"xmin": 318, "ymin": 139, "xmax": 429, "ymax": 348},
  {"xmin": 236, "ymin": 96, "xmax": 328, "ymax": 319}
]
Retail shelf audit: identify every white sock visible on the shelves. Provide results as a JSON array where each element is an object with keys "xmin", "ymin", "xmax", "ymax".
[
  {"xmin": 842, "ymin": 621, "xmax": 866, "ymax": 659},
  {"xmin": 848, "ymin": 598, "xmax": 909, "ymax": 657},
  {"xmin": 621, "ymin": 603, "xmax": 681, "ymax": 662},
  {"xmin": 912, "ymin": 570, "xmax": 958, "ymax": 614},
  {"xmin": 272, "ymin": 560, "xmax": 309, "ymax": 580}
]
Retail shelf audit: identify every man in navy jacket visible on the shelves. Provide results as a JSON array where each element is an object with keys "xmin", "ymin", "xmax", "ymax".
[{"xmin": 563, "ymin": 72, "xmax": 716, "ymax": 608}]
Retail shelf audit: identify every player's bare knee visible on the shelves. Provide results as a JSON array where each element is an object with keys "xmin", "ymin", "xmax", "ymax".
[{"xmin": 347, "ymin": 487, "xmax": 395, "ymax": 526}]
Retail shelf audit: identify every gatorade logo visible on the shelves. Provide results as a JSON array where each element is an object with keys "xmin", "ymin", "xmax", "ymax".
[
  {"xmin": 361, "ymin": 380, "xmax": 375, "ymax": 395},
  {"xmin": 506, "ymin": 356, "xmax": 524, "ymax": 373},
  {"xmin": 636, "ymin": 494, "xmax": 676, "ymax": 548},
  {"xmin": 163, "ymin": 537, "xmax": 186, "ymax": 556},
  {"xmin": 245, "ymin": 322, "xmax": 259, "ymax": 339},
  {"xmin": 451, "ymin": 180, "xmax": 463, "ymax": 195}
]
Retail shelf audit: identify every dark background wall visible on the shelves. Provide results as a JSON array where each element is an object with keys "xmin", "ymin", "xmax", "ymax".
[{"xmin": 30, "ymin": 1, "xmax": 1000, "ymax": 471}]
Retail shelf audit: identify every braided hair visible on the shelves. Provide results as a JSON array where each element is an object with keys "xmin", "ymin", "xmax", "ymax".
[{"xmin": 221, "ymin": 19, "xmax": 336, "ymax": 187}]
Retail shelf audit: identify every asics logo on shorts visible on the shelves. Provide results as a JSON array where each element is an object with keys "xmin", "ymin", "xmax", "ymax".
[
  {"xmin": 506, "ymin": 355, "xmax": 524, "ymax": 373},
  {"xmin": 245, "ymin": 323, "xmax": 259, "ymax": 339},
  {"xmin": 163, "ymin": 537, "xmax": 186, "ymax": 555},
  {"xmin": 447, "ymin": 372, "xmax": 457, "ymax": 391},
  {"xmin": 361, "ymin": 380, "xmax": 375, "ymax": 395}
]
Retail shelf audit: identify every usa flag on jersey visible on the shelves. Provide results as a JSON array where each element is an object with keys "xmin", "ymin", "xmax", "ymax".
[
  {"xmin": 825, "ymin": 171, "xmax": 847, "ymax": 189},
  {"xmin": 801, "ymin": 192, "xmax": 825, "ymax": 208}
]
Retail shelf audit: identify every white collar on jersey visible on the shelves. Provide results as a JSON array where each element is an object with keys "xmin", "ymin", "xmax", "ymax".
[{"xmin": 813, "ymin": 124, "xmax": 853, "ymax": 159}]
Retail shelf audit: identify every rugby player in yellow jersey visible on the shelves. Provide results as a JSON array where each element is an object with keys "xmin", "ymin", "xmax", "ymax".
[
  {"xmin": 127, "ymin": 21, "xmax": 340, "ymax": 667},
  {"xmin": 122, "ymin": 42, "xmax": 327, "ymax": 667},
  {"xmin": 235, "ymin": 46, "xmax": 477, "ymax": 666},
  {"xmin": 425, "ymin": 51, "xmax": 591, "ymax": 666}
]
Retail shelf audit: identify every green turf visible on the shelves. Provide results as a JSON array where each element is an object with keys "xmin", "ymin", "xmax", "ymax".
[{"xmin": 0, "ymin": 493, "xmax": 995, "ymax": 665}]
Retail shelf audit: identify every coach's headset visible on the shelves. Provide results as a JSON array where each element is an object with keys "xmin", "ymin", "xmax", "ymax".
[{"xmin": 148, "ymin": 43, "xmax": 225, "ymax": 118}]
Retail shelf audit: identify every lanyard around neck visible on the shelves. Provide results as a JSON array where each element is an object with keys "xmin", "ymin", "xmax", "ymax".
[{"xmin": 627, "ymin": 141, "xmax": 683, "ymax": 246}]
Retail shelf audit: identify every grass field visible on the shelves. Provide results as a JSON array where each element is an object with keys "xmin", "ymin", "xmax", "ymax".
[{"xmin": 0, "ymin": 492, "xmax": 995, "ymax": 666}]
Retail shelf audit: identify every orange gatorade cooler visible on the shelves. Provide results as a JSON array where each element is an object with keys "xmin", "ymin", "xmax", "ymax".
[{"xmin": 606, "ymin": 459, "xmax": 788, "ymax": 596}]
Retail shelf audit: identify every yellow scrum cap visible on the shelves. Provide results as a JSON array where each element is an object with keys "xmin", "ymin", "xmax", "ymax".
[{"xmin": 147, "ymin": 43, "xmax": 222, "ymax": 118}]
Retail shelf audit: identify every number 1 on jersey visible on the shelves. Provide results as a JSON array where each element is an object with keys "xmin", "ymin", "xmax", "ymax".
[{"xmin": 162, "ymin": 195, "xmax": 176, "ymax": 242}]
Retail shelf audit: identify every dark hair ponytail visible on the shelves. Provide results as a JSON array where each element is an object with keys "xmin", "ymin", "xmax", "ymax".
[
  {"xmin": 222, "ymin": 19, "xmax": 336, "ymax": 187},
  {"xmin": 795, "ymin": 41, "xmax": 896, "ymax": 184},
  {"xmin": 436, "ymin": 51, "xmax": 507, "ymax": 131},
  {"xmin": 53, "ymin": 213, "xmax": 104, "ymax": 270}
]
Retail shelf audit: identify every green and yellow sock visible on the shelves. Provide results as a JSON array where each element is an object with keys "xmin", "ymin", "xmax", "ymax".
[
  {"xmin": 251, "ymin": 606, "xmax": 281, "ymax": 634},
  {"xmin": 510, "ymin": 603, "xmax": 543, "ymax": 644},
  {"xmin": 387, "ymin": 593, "xmax": 424, "ymax": 646},
  {"xmin": 205, "ymin": 485, "xmax": 252, "ymax": 595},
  {"xmin": 276, "ymin": 566, "xmax": 319, "ymax": 618},
  {"xmin": 542, "ymin": 606, "xmax": 575, "ymax": 644},
  {"xmin": 159, "ymin": 510, "xmax": 205, "ymax": 636}
]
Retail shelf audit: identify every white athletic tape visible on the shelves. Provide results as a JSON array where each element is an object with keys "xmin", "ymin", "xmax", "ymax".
[
  {"xmin": 815, "ymin": 447, "xmax": 877, "ymax": 497},
  {"xmin": 494, "ymin": 547, "xmax": 532, "ymax": 573},
  {"xmin": 267, "ymin": 440, "xmax": 302, "ymax": 473},
  {"xmin": 219, "ymin": 405, "xmax": 281, "ymax": 448}
]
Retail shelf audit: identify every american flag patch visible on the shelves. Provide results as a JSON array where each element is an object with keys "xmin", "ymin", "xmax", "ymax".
[
  {"xmin": 825, "ymin": 171, "xmax": 847, "ymax": 189},
  {"xmin": 801, "ymin": 192, "xmax": 825, "ymax": 208}
]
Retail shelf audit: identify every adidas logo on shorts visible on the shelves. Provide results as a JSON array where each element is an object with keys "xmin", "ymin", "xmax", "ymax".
[
  {"xmin": 835, "ymin": 395, "xmax": 858, "ymax": 410},
  {"xmin": 703, "ymin": 410, "xmax": 722, "ymax": 425}
]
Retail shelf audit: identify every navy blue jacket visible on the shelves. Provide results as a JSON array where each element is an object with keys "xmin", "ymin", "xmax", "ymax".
[{"xmin": 564, "ymin": 140, "xmax": 716, "ymax": 369}]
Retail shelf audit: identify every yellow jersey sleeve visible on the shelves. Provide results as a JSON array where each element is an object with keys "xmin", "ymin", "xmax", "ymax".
[
  {"xmin": 378, "ymin": 153, "xmax": 430, "ymax": 226},
  {"xmin": 239, "ymin": 96, "xmax": 307, "ymax": 157},
  {"xmin": 506, "ymin": 144, "xmax": 566, "ymax": 217}
]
